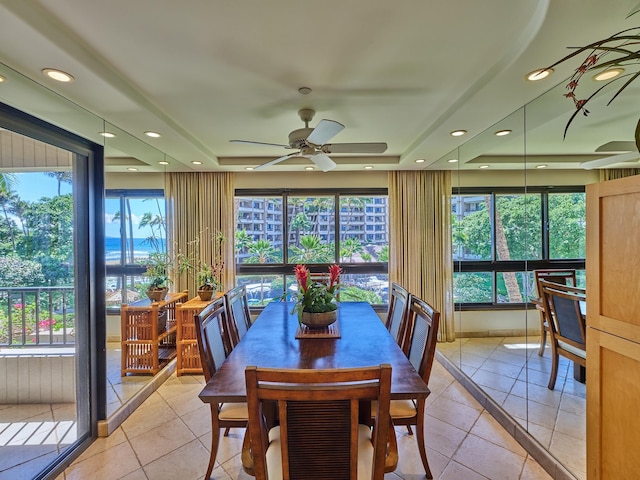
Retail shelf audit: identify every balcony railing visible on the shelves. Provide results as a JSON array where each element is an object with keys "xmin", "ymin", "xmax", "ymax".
[{"xmin": 0, "ymin": 286, "xmax": 75, "ymax": 347}]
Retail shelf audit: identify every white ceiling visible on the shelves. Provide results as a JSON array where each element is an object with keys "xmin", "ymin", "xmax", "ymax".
[{"xmin": 0, "ymin": 0, "xmax": 639, "ymax": 172}]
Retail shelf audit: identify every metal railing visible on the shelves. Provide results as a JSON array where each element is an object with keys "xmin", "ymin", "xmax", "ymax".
[{"xmin": 0, "ymin": 286, "xmax": 75, "ymax": 347}]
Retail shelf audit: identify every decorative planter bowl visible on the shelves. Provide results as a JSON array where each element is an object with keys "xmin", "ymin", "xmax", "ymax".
[
  {"xmin": 146, "ymin": 287, "xmax": 168, "ymax": 302},
  {"xmin": 301, "ymin": 309, "xmax": 337, "ymax": 328},
  {"xmin": 198, "ymin": 289, "xmax": 214, "ymax": 301}
]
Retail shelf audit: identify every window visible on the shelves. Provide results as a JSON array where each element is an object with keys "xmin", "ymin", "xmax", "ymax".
[
  {"xmin": 235, "ymin": 189, "xmax": 389, "ymax": 307},
  {"xmin": 105, "ymin": 190, "xmax": 166, "ymax": 309},
  {"xmin": 452, "ymin": 187, "xmax": 586, "ymax": 307}
]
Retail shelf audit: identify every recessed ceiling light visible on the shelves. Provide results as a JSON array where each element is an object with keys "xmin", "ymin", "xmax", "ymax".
[
  {"xmin": 99, "ymin": 131, "xmax": 116, "ymax": 138},
  {"xmin": 526, "ymin": 68, "xmax": 553, "ymax": 81},
  {"xmin": 450, "ymin": 130, "xmax": 467, "ymax": 137},
  {"xmin": 536, "ymin": 164, "xmax": 548, "ymax": 169},
  {"xmin": 245, "ymin": 167, "xmax": 254, "ymax": 171},
  {"xmin": 191, "ymin": 160, "xmax": 202, "ymax": 165},
  {"xmin": 495, "ymin": 129, "xmax": 512, "ymax": 136},
  {"xmin": 415, "ymin": 159, "xmax": 425, "ymax": 163},
  {"xmin": 364, "ymin": 165, "xmax": 374, "ymax": 170},
  {"xmin": 593, "ymin": 68, "xmax": 624, "ymax": 81},
  {"xmin": 0, "ymin": 75, "xmax": 6, "ymax": 83},
  {"xmin": 479, "ymin": 165, "xmax": 490, "ymax": 169},
  {"xmin": 144, "ymin": 131, "xmax": 161, "ymax": 138},
  {"xmin": 298, "ymin": 86, "xmax": 312, "ymax": 95},
  {"xmin": 158, "ymin": 160, "xmax": 169, "ymax": 165},
  {"xmin": 304, "ymin": 166, "xmax": 314, "ymax": 171},
  {"xmin": 447, "ymin": 159, "xmax": 458, "ymax": 163},
  {"xmin": 42, "ymin": 68, "xmax": 74, "ymax": 82},
  {"xmin": 127, "ymin": 167, "xmax": 138, "ymax": 172}
]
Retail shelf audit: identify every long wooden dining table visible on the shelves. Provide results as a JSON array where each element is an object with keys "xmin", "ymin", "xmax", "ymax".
[{"xmin": 198, "ymin": 301, "xmax": 431, "ymax": 474}]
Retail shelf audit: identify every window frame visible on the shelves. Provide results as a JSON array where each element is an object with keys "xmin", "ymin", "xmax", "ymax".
[
  {"xmin": 235, "ymin": 188, "xmax": 389, "ymax": 310},
  {"xmin": 105, "ymin": 188, "xmax": 165, "ymax": 312},
  {"xmin": 453, "ymin": 185, "xmax": 586, "ymax": 310}
]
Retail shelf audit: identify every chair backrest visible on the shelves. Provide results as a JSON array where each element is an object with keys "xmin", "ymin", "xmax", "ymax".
[
  {"xmin": 245, "ymin": 364, "xmax": 393, "ymax": 480},
  {"xmin": 533, "ymin": 269, "xmax": 576, "ymax": 298},
  {"xmin": 386, "ymin": 283, "xmax": 411, "ymax": 352},
  {"xmin": 405, "ymin": 296, "xmax": 440, "ymax": 384},
  {"xmin": 194, "ymin": 296, "xmax": 229, "ymax": 382},
  {"xmin": 539, "ymin": 279, "xmax": 586, "ymax": 350},
  {"xmin": 224, "ymin": 285, "xmax": 252, "ymax": 348}
]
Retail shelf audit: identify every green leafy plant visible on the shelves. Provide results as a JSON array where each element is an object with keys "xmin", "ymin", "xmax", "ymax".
[
  {"xmin": 176, "ymin": 230, "xmax": 225, "ymax": 292},
  {"xmin": 546, "ymin": 7, "xmax": 640, "ymax": 149},
  {"xmin": 143, "ymin": 252, "xmax": 172, "ymax": 290},
  {"xmin": 290, "ymin": 264, "xmax": 342, "ymax": 322}
]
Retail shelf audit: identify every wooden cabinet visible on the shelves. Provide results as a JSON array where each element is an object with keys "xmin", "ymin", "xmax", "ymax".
[
  {"xmin": 121, "ymin": 291, "xmax": 188, "ymax": 376},
  {"xmin": 176, "ymin": 294, "xmax": 222, "ymax": 376},
  {"xmin": 586, "ymin": 175, "xmax": 640, "ymax": 478}
]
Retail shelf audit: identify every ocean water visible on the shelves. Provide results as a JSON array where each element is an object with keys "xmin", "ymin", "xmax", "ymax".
[{"xmin": 105, "ymin": 237, "xmax": 159, "ymax": 262}]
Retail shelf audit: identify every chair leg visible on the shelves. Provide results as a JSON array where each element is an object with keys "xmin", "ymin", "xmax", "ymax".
[
  {"xmin": 538, "ymin": 315, "xmax": 547, "ymax": 356},
  {"xmin": 223, "ymin": 427, "xmax": 231, "ymax": 437},
  {"xmin": 206, "ymin": 407, "xmax": 221, "ymax": 480},
  {"xmin": 406, "ymin": 425, "xmax": 413, "ymax": 435},
  {"xmin": 547, "ymin": 351, "xmax": 559, "ymax": 390},
  {"xmin": 415, "ymin": 399, "xmax": 433, "ymax": 479}
]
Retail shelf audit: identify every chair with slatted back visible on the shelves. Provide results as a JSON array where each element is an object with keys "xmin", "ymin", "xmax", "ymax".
[
  {"xmin": 243, "ymin": 364, "xmax": 397, "ymax": 480},
  {"xmin": 385, "ymin": 283, "xmax": 411, "ymax": 354},
  {"xmin": 194, "ymin": 297, "xmax": 249, "ymax": 480},
  {"xmin": 388, "ymin": 295, "xmax": 440, "ymax": 479},
  {"xmin": 539, "ymin": 279, "xmax": 586, "ymax": 390},
  {"xmin": 532, "ymin": 269, "xmax": 577, "ymax": 356},
  {"xmin": 224, "ymin": 285, "xmax": 252, "ymax": 349}
]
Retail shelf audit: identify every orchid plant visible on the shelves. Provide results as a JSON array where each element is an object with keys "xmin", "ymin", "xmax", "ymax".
[{"xmin": 291, "ymin": 264, "xmax": 342, "ymax": 322}]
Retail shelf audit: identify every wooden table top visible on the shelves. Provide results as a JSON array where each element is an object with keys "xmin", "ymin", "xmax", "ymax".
[{"xmin": 199, "ymin": 301, "xmax": 430, "ymax": 403}]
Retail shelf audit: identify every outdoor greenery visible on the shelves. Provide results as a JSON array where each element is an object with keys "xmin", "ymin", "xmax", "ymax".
[
  {"xmin": 453, "ymin": 192, "xmax": 586, "ymax": 303},
  {"xmin": 0, "ymin": 172, "xmax": 76, "ymax": 344}
]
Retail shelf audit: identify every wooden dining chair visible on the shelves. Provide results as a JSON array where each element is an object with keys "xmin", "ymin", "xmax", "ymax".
[
  {"xmin": 532, "ymin": 269, "xmax": 577, "ymax": 356},
  {"xmin": 539, "ymin": 279, "xmax": 586, "ymax": 390},
  {"xmin": 243, "ymin": 364, "xmax": 397, "ymax": 480},
  {"xmin": 224, "ymin": 284, "xmax": 252, "ymax": 350},
  {"xmin": 388, "ymin": 295, "xmax": 440, "ymax": 479},
  {"xmin": 193, "ymin": 297, "xmax": 249, "ymax": 480},
  {"xmin": 385, "ymin": 283, "xmax": 411, "ymax": 354}
]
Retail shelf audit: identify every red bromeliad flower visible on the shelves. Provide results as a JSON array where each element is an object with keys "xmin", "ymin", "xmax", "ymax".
[
  {"xmin": 328, "ymin": 264, "xmax": 342, "ymax": 290},
  {"xmin": 294, "ymin": 264, "xmax": 310, "ymax": 293}
]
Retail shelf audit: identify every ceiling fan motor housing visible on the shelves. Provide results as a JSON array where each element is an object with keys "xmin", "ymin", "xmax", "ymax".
[{"xmin": 288, "ymin": 128, "xmax": 314, "ymax": 148}]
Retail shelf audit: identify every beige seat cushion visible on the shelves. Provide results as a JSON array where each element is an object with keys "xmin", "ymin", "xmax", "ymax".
[
  {"xmin": 218, "ymin": 402, "xmax": 248, "ymax": 420},
  {"xmin": 372, "ymin": 399, "xmax": 417, "ymax": 419},
  {"xmin": 265, "ymin": 424, "xmax": 374, "ymax": 480}
]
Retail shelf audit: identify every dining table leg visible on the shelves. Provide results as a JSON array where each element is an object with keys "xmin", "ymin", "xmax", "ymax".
[{"xmin": 415, "ymin": 398, "xmax": 433, "ymax": 479}]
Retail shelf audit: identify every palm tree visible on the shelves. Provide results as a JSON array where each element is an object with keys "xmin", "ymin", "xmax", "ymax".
[
  {"xmin": 45, "ymin": 171, "xmax": 72, "ymax": 196},
  {"xmin": 235, "ymin": 229, "xmax": 252, "ymax": 260},
  {"xmin": 0, "ymin": 174, "xmax": 18, "ymax": 251},
  {"xmin": 290, "ymin": 235, "xmax": 333, "ymax": 264},
  {"xmin": 340, "ymin": 237, "xmax": 363, "ymax": 262}
]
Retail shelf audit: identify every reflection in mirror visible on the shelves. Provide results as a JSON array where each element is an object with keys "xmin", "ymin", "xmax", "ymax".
[{"xmin": 437, "ymin": 93, "xmax": 591, "ymax": 480}]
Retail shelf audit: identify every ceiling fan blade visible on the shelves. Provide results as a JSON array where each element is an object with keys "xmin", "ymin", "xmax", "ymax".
[
  {"xmin": 254, "ymin": 152, "xmax": 298, "ymax": 170},
  {"xmin": 306, "ymin": 119, "xmax": 345, "ymax": 146},
  {"xmin": 308, "ymin": 153, "xmax": 337, "ymax": 172},
  {"xmin": 322, "ymin": 142, "xmax": 388, "ymax": 154},
  {"xmin": 580, "ymin": 151, "xmax": 640, "ymax": 169},
  {"xmin": 230, "ymin": 139, "xmax": 290, "ymax": 148}
]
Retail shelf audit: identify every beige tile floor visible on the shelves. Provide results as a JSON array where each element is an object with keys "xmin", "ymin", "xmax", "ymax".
[
  {"xmin": 438, "ymin": 337, "xmax": 586, "ymax": 480},
  {"xmin": 55, "ymin": 358, "xmax": 553, "ymax": 480}
]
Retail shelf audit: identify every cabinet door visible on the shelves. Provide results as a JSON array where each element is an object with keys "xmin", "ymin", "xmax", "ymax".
[
  {"xmin": 586, "ymin": 176, "xmax": 640, "ymax": 341},
  {"xmin": 587, "ymin": 328, "xmax": 640, "ymax": 479}
]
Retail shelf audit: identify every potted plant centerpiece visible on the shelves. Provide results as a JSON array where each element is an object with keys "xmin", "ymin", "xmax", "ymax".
[
  {"xmin": 194, "ymin": 260, "xmax": 223, "ymax": 301},
  {"xmin": 291, "ymin": 264, "xmax": 342, "ymax": 328},
  {"xmin": 176, "ymin": 229, "xmax": 225, "ymax": 301},
  {"xmin": 143, "ymin": 252, "xmax": 172, "ymax": 301}
]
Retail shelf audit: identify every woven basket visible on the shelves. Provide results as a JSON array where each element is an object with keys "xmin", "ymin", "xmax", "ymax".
[{"xmin": 301, "ymin": 309, "xmax": 337, "ymax": 328}]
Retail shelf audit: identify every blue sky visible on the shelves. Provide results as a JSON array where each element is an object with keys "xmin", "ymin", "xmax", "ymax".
[{"xmin": 10, "ymin": 172, "xmax": 158, "ymax": 239}]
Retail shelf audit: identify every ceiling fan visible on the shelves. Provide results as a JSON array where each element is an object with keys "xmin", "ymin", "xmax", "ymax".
[{"xmin": 230, "ymin": 108, "xmax": 387, "ymax": 172}]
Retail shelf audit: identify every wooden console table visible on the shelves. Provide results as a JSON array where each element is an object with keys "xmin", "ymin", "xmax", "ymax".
[
  {"xmin": 121, "ymin": 291, "xmax": 188, "ymax": 375},
  {"xmin": 176, "ymin": 293, "xmax": 222, "ymax": 376}
]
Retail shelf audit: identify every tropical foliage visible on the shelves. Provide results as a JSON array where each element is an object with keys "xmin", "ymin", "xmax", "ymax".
[{"xmin": 290, "ymin": 264, "xmax": 342, "ymax": 321}]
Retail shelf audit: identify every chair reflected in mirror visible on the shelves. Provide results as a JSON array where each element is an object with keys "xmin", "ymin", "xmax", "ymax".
[
  {"xmin": 539, "ymin": 279, "xmax": 586, "ymax": 390},
  {"xmin": 532, "ymin": 269, "xmax": 577, "ymax": 356}
]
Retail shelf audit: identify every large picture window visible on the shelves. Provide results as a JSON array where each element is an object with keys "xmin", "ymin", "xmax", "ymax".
[
  {"xmin": 105, "ymin": 189, "xmax": 166, "ymax": 309},
  {"xmin": 452, "ymin": 187, "xmax": 586, "ymax": 307},
  {"xmin": 235, "ymin": 189, "xmax": 389, "ymax": 307}
]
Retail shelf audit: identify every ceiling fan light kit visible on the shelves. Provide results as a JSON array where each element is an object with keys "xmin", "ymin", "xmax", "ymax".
[{"xmin": 230, "ymin": 108, "xmax": 387, "ymax": 172}]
